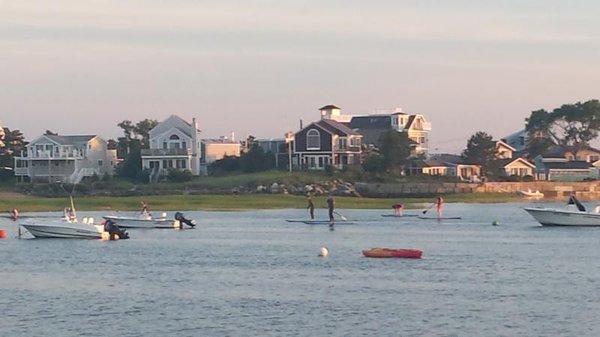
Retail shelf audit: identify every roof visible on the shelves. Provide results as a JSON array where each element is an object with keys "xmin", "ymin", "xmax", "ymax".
[
  {"xmin": 429, "ymin": 153, "xmax": 477, "ymax": 165},
  {"xmin": 349, "ymin": 115, "xmax": 391, "ymax": 129},
  {"xmin": 404, "ymin": 115, "xmax": 416, "ymax": 129},
  {"xmin": 202, "ymin": 138, "xmax": 240, "ymax": 144},
  {"xmin": 44, "ymin": 135, "xmax": 96, "ymax": 145},
  {"xmin": 496, "ymin": 157, "xmax": 536, "ymax": 168},
  {"xmin": 319, "ymin": 104, "xmax": 340, "ymax": 110},
  {"xmin": 544, "ymin": 160, "xmax": 591, "ymax": 170},
  {"xmin": 316, "ymin": 119, "xmax": 361, "ymax": 136},
  {"xmin": 496, "ymin": 140, "xmax": 516, "ymax": 152}
]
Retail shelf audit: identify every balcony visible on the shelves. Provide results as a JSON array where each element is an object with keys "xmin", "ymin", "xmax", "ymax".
[
  {"xmin": 334, "ymin": 145, "xmax": 361, "ymax": 153},
  {"xmin": 141, "ymin": 148, "xmax": 192, "ymax": 156}
]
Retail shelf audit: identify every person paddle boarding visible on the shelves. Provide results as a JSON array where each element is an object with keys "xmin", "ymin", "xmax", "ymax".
[
  {"xmin": 10, "ymin": 208, "xmax": 19, "ymax": 221},
  {"xmin": 392, "ymin": 203, "xmax": 404, "ymax": 216},
  {"xmin": 326, "ymin": 194, "xmax": 335, "ymax": 226},
  {"xmin": 306, "ymin": 193, "xmax": 315, "ymax": 220},
  {"xmin": 436, "ymin": 195, "xmax": 444, "ymax": 219},
  {"xmin": 140, "ymin": 201, "xmax": 149, "ymax": 215}
]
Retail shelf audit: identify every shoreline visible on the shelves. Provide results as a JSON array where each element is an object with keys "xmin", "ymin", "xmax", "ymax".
[{"xmin": 0, "ymin": 192, "xmax": 552, "ymax": 212}]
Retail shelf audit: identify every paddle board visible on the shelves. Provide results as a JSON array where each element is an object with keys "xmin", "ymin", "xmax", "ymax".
[
  {"xmin": 380, "ymin": 214, "xmax": 419, "ymax": 218},
  {"xmin": 418, "ymin": 216, "xmax": 462, "ymax": 220}
]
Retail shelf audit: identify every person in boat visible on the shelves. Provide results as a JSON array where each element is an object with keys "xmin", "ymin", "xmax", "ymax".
[
  {"xmin": 392, "ymin": 203, "xmax": 404, "ymax": 216},
  {"xmin": 10, "ymin": 208, "xmax": 19, "ymax": 221},
  {"xmin": 436, "ymin": 196, "xmax": 444, "ymax": 219},
  {"xmin": 64, "ymin": 207, "xmax": 76, "ymax": 222},
  {"xmin": 306, "ymin": 193, "xmax": 315, "ymax": 220},
  {"xmin": 140, "ymin": 201, "xmax": 149, "ymax": 215},
  {"xmin": 326, "ymin": 194, "xmax": 335, "ymax": 225}
]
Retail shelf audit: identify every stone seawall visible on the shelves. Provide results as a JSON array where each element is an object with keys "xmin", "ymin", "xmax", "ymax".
[{"xmin": 355, "ymin": 181, "xmax": 600, "ymax": 198}]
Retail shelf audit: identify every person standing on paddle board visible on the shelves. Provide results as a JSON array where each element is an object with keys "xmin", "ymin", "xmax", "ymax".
[
  {"xmin": 392, "ymin": 203, "xmax": 404, "ymax": 216},
  {"xmin": 306, "ymin": 193, "xmax": 315, "ymax": 220},
  {"xmin": 327, "ymin": 194, "xmax": 335, "ymax": 225},
  {"xmin": 436, "ymin": 196, "xmax": 443, "ymax": 219}
]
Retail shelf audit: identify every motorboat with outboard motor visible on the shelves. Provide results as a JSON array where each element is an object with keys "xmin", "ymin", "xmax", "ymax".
[
  {"xmin": 102, "ymin": 211, "xmax": 195, "ymax": 229},
  {"xmin": 20, "ymin": 210, "xmax": 129, "ymax": 239},
  {"xmin": 523, "ymin": 195, "xmax": 600, "ymax": 226}
]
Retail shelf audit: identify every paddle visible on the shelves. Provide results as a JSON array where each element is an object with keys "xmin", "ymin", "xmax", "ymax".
[
  {"xmin": 333, "ymin": 211, "xmax": 347, "ymax": 221},
  {"xmin": 422, "ymin": 203, "xmax": 435, "ymax": 214}
]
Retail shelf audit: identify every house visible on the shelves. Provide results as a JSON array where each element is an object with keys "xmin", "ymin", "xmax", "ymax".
[
  {"xmin": 496, "ymin": 157, "xmax": 536, "ymax": 177},
  {"xmin": 409, "ymin": 154, "xmax": 481, "ymax": 180},
  {"xmin": 201, "ymin": 138, "xmax": 241, "ymax": 165},
  {"xmin": 256, "ymin": 138, "xmax": 289, "ymax": 170},
  {"xmin": 141, "ymin": 115, "xmax": 202, "ymax": 179},
  {"xmin": 496, "ymin": 140, "xmax": 516, "ymax": 159},
  {"xmin": 0, "ymin": 125, "xmax": 4, "ymax": 148},
  {"xmin": 533, "ymin": 155, "xmax": 592, "ymax": 181},
  {"xmin": 502, "ymin": 129, "xmax": 528, "ymax": 153},
  {"xmin": 349, "ymin": 108, "xmax": 431, "ymax": 156},
  {"xmin": 319, "ymin": 105, "xmax": 353, "ymax": 123},
  {"xmin": 294, "ymin": 118, "xmax": 362, "ymax": 170},
  {"xmin": 13, "ymin": 134, "xmax": 117, "ymax": 183}
]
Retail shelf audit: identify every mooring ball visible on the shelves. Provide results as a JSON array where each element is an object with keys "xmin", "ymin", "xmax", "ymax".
[{"xmin": 318, "ymin": 247, "xmax": 329, "ymax": 257}]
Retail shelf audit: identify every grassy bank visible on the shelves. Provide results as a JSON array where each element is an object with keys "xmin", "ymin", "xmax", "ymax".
[{"xmin": 0, "ymin": 192, "xmax": 527, "ymax": 212}]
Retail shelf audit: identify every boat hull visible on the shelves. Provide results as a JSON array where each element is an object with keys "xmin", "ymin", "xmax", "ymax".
[
  {"xmin": 362, "ymin": 248, "xmax": 423, "ymax": 259},
  {"xmin": 524, "ymin": 207, "xmax": 600, "ymax": 226},
  {"xmin": 21, "ymin": 223, "xmax": 103, "ymax": 239},
  {"xmin": 102, "ymin": 216, "xmax": 180, "ymax": 229}
]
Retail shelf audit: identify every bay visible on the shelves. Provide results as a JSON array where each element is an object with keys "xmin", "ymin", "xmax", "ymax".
[{"xmin": 1, "ymin": 202, "xmax": 600, "ymax": 337}]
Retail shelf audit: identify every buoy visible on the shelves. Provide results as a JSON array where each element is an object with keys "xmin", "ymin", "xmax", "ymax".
[
  {"xmin": 318, "ymin": 247, "xmax": 329, "ymax": 257},
  {"xmin": 0, "ymin": 230, "xmax": 6, "ymax": 239}
]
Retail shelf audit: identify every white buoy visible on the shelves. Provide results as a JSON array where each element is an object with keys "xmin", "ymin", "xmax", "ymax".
[{"xmin": 318, "ymin": 247, "xmax": 329, "ymax": 257}]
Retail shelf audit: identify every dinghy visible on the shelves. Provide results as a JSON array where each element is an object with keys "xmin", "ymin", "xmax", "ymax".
[{"xmin": 362, "ymin": 248, "xmax": 422, "ymax": 259}]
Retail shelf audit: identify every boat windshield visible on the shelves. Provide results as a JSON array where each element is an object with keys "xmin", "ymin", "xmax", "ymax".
[{"xmin": 567, "ymin": 196, "xmax": 586, "ymax": 212}]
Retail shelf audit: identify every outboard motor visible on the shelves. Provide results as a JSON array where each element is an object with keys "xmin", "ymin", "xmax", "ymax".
[
  {"xmin": 103, "ymin": 219, "xmax": 130, "ymax": 239},
  {"xmin": 174, "ymin": 212, "xmax": 195, "ymax": 228}
]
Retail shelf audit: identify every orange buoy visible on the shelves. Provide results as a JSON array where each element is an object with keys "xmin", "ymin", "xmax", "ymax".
[{"xmin": 0, "ymin": 230, "xmax": 7, "ymax": 239}]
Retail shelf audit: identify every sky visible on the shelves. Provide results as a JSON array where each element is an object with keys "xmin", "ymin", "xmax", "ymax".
[{"xmin": 1, "ymin": 0, "xmax": 599, "ymax": 153}]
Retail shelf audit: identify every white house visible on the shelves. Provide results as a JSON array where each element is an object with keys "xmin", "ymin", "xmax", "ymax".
[
  {"xmin": 141, "ymin": 115, "xmax": 202, "ymax": 178},
  {"xmin": 13, "ymin": 134, "xmax": 117, "ymax": 183}
]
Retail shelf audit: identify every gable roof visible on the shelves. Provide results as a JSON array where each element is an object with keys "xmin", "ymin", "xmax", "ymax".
[
  {"xmin": 496, "ymin": 140, "xmax": 516, "ymax": 152},
  {"xmin": 316, "ymin": 119, "xmax": 361, "ymax": 136},
  {"xmin": 429, "ymin": 153, "xmax": 478, "ymax": 165},
  {"xmin": 41, "ymin": 135, "xmax": 96, "ymax": 145},
  {"xmin": 149, "ymin": 115, "xmax": 195, "ymax": 139},
  {"xmin": 496, "ymin": 157, "xmax": 536, "ymax": 169}
]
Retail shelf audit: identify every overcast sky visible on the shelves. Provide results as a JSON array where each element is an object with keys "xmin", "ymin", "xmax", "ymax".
[{"xmin": 1, "ymin": 0, "xmax": 599, "ymax": 153}]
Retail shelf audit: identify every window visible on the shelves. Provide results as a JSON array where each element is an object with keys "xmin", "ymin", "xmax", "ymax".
[
  {"xmin": 169, "ymin": 134, "xmax": 180, "ymax": 140},
  {"xmin": 306, "ymin": 129, "xmax": 320, "ymax": 150},
  {"xmin": 163, "ymin": 142, "xmax": 168, "ymax": 149},
  {"xmin": 98, "ymin": 160, "xmax": 103, "ymax": 166}
]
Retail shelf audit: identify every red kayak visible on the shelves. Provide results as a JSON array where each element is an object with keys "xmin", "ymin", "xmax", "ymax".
[{"xmin": 362, "ymin": 248, "xmax": 423, "ymax": 259}]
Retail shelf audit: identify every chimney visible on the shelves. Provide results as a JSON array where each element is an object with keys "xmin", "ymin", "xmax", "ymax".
[
  {"xmin": 230, "ymin": 131, "xmax": 235, "ymax": 142},
  {"xmin": 299, "ymin": 119, "xmax": 303, "ymax": 130}
]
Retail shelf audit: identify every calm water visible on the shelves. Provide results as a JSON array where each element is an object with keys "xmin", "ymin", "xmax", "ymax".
[{"xmin": 1, "ymin": 202, "xmax": 600, "ymax": 337}]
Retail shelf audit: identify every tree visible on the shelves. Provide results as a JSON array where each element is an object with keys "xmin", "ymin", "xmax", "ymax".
[
  {"xmin": 378, "ymin": 129, "xmax": 411, "ymax": 174},
  {"xmin": 462, "ymin": 131, "xmax": 496, "ymax": 177},
  {"xmin": 114, "ymin": 118, "xmax": 157, "ymax": 180},
  {"xmin": 525, "ymin": 99, "xmax": 600, "ymax": 156}
]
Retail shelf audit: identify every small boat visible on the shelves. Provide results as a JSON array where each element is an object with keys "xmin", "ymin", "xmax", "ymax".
[
  {"xmin": 524, "ymin": 196, "xmax": 600, "ymax": 226},
  {"xmin": 518, "ymin": 189, "xmax": 544, "ymax": 198},
  {"xmin": 20, "ymin": 200, "xmax": 128, "ymax": 239},
  {"xmin": 362, "ymin": 248, "xmax": 423, "ymax": 259},
  {"xmin": 21, "ymin": 217, "xmax": 128, "ymax": 240},
  {"xmin": 103, "ymin": 211, "xmax": 195, "ymax": 229}
]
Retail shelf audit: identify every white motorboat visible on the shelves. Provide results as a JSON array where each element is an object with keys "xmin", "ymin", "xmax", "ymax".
[
  {"xmin": 20, "ymin": 219, "xmax": 106, "ymax": 239},
  {"xmin": 102, "ymin": 211, "xmax": 195, "ymax": 229},
  {"xmin": 524, "ymin": 196, "xmax": 600, "ymax": 226},
  {"xmin": 518, "ymin": 189, "xmax": 544, "ymax": 198},
  {"xmin": 20, "ymin": 203, "xmax": 129, "ymax": 239}
]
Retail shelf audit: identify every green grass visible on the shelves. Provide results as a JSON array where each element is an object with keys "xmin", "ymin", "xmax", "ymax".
[{"xmin": 0, "ymin": 192, "xmax": 526, "ymax": 212}]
